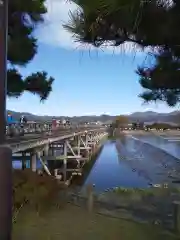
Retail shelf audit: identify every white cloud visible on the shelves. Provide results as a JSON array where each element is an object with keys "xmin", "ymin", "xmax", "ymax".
[
  {"xmin": 37, "ymin": 0, "xmax": 76, "ymax": 48},
  {"xmin": 36, "ymin": 0, "xmax": 146, "ymax": 54}
]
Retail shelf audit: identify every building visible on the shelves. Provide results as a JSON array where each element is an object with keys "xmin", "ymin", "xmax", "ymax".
[{"xmin": 132, "ymin": 122, "xmax": 144, "ymax": 130}]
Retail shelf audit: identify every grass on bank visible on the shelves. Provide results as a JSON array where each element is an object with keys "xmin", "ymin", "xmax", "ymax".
[
  {"xmin": 13, "ymin": 169, "xmax": 64, "ymax": 219},
  {"xmin": 99, "ymin": 187, "xmax": 180, "ymax": 215},
  {"xmin": 13, "ymin": 169, "xmax": 180, "ymax": 240},
  {"xmin": 13, "ymin": 203, "xmax": 178, "ymax": 240},
  {"xmin": 112, "ymin": 186, "xmax": 180, "ymax": 197}
]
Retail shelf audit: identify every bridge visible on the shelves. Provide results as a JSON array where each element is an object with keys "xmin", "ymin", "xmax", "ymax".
[
  {"xmin": 6, "ymin": 121, "xmax": 98, "ymax": 136},
  {"xmin": 9, "ymin": 124, "xmax": 108, "ymax": 185}
]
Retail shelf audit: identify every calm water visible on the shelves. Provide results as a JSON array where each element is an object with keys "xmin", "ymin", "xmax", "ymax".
[
  {"xmin": 82, "ymin": 141, "xmax": 148, "ymax": 191},
  {"xmin": 82, "ymin": 135, "xmax": 180, "ymax": 192},
  {"xmin": 13, "ymin": 150, "xmax": 63, "ymax": 169},
  {"xmin": 13, "ymin": 134, "xmax": 180, "ymax": 192},
  {"xmin": 131, "ymin": 134, "xmax": 180, "ymax": 159},
  {"xmin": 13, "ymin": 158, "xmax": 42, "ymax": 169}
]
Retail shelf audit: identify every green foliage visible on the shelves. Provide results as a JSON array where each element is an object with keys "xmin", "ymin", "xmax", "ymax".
[
  {"xmin": 114, "ymin": 115, "xmax": 129, "ymax": 128},
  {"xmin": 8, "ymin": 0, "xmax": 46, "ymax": 65},
  {"xmin": 64, "ymin": 0, "xmax": 170, "ymax": 47},
  {"xmin": 8, "ymin": 0, "xmax": 54, "ymax": 100},
  {"xmin": 7, "ymin": 69, "xmax": 24, "ymax": 97},
  {"xmin": 137, "ymin": 51, "xmax": 180, "ymax": 107},
  {"xmin": 65, "ymin": 0, "xmax": 180, "ymax": 106},
  {"xmin": 109, "ymin": 116, "xmax": 129, "ymax": 132},
  {"xmin": 24, "ymin": 72, "xmax": 54, "ymax": 101},
  {"xmin": 13, "ymin": 169, "xmax": 62, "ymax": 214}
]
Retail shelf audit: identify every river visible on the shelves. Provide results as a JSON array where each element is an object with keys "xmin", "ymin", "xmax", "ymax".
[
  {"xmin": 82, "ymin": 133, "xmax": 180, "ymax": 192},
  {"xmin": 82, "ymin": 141, "xmax": 148, "ymax": 191},
  {"xmin": 13, "ymin": 132, "xmax": 180, "ymax": 192}
]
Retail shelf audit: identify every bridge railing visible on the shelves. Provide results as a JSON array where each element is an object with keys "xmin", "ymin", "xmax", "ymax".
[
  {"xmin": 6, "ymin": 122, "xmax": 106, "ymax": 138},
  {"xmin": 6, "ymin": 122, "xmax": 69, "ymax": 137}
]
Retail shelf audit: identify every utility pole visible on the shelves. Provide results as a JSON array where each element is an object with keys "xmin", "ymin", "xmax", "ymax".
[{"xmin": 0, "ymin": 0, "xmax": 12, "ymax": 239}]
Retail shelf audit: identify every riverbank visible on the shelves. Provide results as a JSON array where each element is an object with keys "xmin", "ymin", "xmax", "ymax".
[
  {"xmin": 12, "ymin": 137, "xmax": 180, "ymax": 238},
  {"xmin": 13, "ymin": 169, "xmax": 64, "ymax": 222},
  {"xmin": 13, "ymin": 169, "xmax": 180, "ymax": 238},
  {"xmin": 13, "ymin": 137, "xmax": 106, "ymax": 219},
  {"xmin": 66, "ymin": 186, "xmax": 180, "ymax": 230},
  {"xmin": 13, "ymin": 201, "xmax": 178, "ymax": 240}
]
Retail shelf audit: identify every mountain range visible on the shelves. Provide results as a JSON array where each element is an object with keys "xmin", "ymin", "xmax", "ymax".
[{"xmin": 6, "ymin": 110, "xmax": 180, "ymax": 125}]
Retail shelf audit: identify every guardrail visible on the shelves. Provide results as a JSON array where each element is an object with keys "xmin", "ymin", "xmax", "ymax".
[
  {"xmin": 6, "ymin": 123, "xmax": 106, "ymax": 138},
  {"xmin": 6, "ymin": 122, "xmax": 53, "ymax": 137}
]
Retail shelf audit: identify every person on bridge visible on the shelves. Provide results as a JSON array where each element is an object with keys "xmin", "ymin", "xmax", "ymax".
[
  {"xmin": 19, "ymin": 115, "xmax": 28, "ymax": 127},
  {"xmin": 7, "ymin": 113, "xmax": 18, "ymax": 125},
  {"xmin": 7, "ymin": 113, "xmax": 18, "ymax": 137}
]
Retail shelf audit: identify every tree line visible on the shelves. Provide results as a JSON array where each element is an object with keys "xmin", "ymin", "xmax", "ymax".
[
  {"xmin": 110, "ymin": 115, "xmax": 179, "ymax": 130},
  {"xmin": 146, "ymin": 123, "xmax": 179, "ymax": 130}
]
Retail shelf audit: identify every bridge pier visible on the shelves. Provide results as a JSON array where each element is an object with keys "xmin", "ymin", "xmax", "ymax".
[
  {"xmin": 50, "ymin": 143, "xmax": 55, "ymax": 156},
  {"xmin": 37, "ymin": 151, "xmax": 51, "ymax": 176},
  {"xmin": 43, "ymin": 144, "xmax": 49, "ymax": 156},
  {"xmin": 22, "ymin": 152, "xmax": 26, "ymax": 170},
  {"xmin": 11, "ymin": 128, "xmax": 107, "ymax": 186},
  {"xmin": 77, "ymin": 135, "xmax": 81, "ymax": 156},
  {"xmin": 30, "ymin": 151, "xmax": 36, "ymax": 172},
  {"xmin": 63, "ymin": 141, "xmax": 67, "ymax": 182},
  {"xmin": 86, "ymin": 134, "xmax": 94, "ymax": 156}
]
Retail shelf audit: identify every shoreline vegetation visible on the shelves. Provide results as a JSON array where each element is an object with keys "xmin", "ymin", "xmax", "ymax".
[
  {"xmin": 12, "ymin": 133, "xmax": 180, "ymax": 238},
  {"xmin": 13, "ymin": 202, "xmax": 178, "ymax": 240},
  {"xmin": 13, "ymin": 169, "xmax": 64, "ymax": 221},
  {"xmin": 13, "ymin": 179, "xmax": 180, "ymax": 239}
]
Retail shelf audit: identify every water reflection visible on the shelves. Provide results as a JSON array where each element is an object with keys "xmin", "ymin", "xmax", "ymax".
[
  {"xmin": 12, "ymin": 149, "xmax": 63, "ymax": 170},
  {"xmin": 83, "ymin": 141, "xmax": 148, "ymax": 192},
  {"xmin": 13, "ymin": 158, "xmax": 42, "ymax": 169},
  {"xmin": 135, "ymin": 135, "xmax": 180, "ymax": 159},
  {"xmin": 13, "ymin": 134, "xmax": 180, "ymax": 193},
  {"xmin": 83, "ymin": 135, "xmax": 180, "ymax": 192}
]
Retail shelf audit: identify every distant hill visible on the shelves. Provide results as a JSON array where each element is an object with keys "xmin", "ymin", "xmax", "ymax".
[
  {"xmin": 129, "ymin": 111, "xmax": 180, "ymax": 124},
  {"xmin": 6, "ymin": 110, "xmax": 180, "ymax": 124}
]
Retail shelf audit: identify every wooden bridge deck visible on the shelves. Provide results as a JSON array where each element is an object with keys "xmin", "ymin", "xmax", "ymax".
[{"xmin": 5, "ymin": 127, "xmax": 106, "ymax": 153}]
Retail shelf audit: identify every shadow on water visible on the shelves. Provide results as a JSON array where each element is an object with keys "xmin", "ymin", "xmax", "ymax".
[
  {"xmin": 70, "ymin": 146, "xmax": 104, "ymax": 189},
  {"xmin": 13, "ymin": 157, "xmax": 42, "ymax": 170}
]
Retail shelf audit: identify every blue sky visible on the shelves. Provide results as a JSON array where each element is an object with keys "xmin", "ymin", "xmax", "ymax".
[{"xmin": 7, "ymin": 0, "xmax": 176, "ymax": 116}]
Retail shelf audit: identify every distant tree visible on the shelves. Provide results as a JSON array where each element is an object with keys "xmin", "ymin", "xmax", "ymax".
[
  {"xmin": 132, "ymin": 122, "xmax": 138, "ymax": 130},
  {"xmin": 148, "ymin": 122, "xmax": 175, "ymax": 130},
  {"xmin": 114, "ymin": 115, "xmax": 129, "ymax": 128},
  {"xmin": 7, "ymin": 0, "xmax": 54, "ymax": 100},
  {"xmin": 64, "ymin": 0, "xmax": 180, "ymax": 106},
  {"xmin": 132, "ymin": 121, "xmax": 144, "ymax": 130}
]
